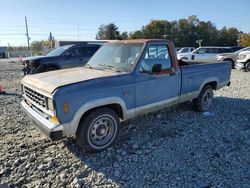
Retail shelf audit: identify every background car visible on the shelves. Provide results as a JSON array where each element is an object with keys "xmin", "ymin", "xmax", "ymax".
[
  {"xmin": 216, "ymin": 47, "xmax": 250, "ymax": 68},
  {"xmin": 177, "ymin": 47, "xmax": 195, "ymax": 54},
  {"xmin": 22, "ymin": 43, "xmax": 102, "ymax": 74},
  {"xmin": 177, "ymin": 46, "xmax": 233, "ymax": 63}
]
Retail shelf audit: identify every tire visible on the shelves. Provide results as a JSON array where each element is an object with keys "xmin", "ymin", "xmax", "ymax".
[
  {"xmin": 193, "ymin": 85, "xmax": 214, "ymax": 112},
  {"xmin": 76, "ymin": 107, "xmax": 120, "ymax": 152},
  {"xmin": 246, "ymin": 62, "xmax": 250, "ymax": 72}
]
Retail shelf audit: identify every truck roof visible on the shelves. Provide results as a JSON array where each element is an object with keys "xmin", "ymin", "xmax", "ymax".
[{"xmin": 108, "ymin": 39, "xmax": 169, "ymax": 44}]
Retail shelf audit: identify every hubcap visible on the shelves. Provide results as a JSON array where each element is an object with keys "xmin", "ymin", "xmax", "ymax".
[
  {"xmin": 88, "ymin": 115, "xmax": 116, "ymax": 148},
  {"xmin": 201, "ymin": 90, "xmax": 213, "ymax": 110}
]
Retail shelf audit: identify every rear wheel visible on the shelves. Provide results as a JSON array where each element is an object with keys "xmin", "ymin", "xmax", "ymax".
[
  {"xmin": 76, "ymin": 107, "xmax": 120, "ymax": 152},
  {"xmin": 193, "ymin": 85, "xmax": 214, "ymax": 112},
  {"xmin": 246, "ymin": 62, "xmax": 250, "ymax": 72}
]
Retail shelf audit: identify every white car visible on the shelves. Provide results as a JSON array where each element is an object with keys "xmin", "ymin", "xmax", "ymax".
[
  {"xmin": 235, "ymin": 51, "xmax": 250, "ymax": 72},
  {"xmin": 177, "ymin": 47, "xmax": 195, "ymax": 54},
  {"xmin": 177, "ymin": 47, "xmax": 233, "ymax": 63}
]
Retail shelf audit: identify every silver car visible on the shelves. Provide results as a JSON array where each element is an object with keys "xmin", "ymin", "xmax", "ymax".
[
  {"xmin": 177, "ymin": 47, "xmax": 233, "ymax": 63},
  {"xmin": 216, "ymin": 47, "xmax": 250, "ymax": 68}
]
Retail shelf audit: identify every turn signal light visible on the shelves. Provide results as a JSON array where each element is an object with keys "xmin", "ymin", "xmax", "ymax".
[{"xmin": 64, "ymin": 102, "xmax": 69, "ymax": 114}]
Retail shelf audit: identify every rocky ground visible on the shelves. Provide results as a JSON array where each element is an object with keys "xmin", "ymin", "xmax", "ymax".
[{"xmin": 0, "ymin": 59, "xmax": 249, "ymax": 188}]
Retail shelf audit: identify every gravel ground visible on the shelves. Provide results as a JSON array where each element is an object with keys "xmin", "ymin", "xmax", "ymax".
[{"xmin": 0, "ymin": 59, "xmax": 249, "ymax": 188}]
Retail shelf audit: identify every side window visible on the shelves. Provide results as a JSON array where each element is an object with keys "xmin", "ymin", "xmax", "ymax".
[
  {"xmin": 80, "ymin": 47, "xmax": 99, "ymax": 57},
  {"xmin": 140, "ymin": 45, "xmax": 171, "ymax": 73},
  {"xmin": 195, "ymin": 48, "xmax": 207, "ymax": 54},
  {"xmin": 65, "ymin": 47, "xmax": 84, "ymax": 57}
]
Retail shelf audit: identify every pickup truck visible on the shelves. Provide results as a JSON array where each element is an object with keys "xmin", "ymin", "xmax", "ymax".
[{"xmin": 21, "ymin": 39, "xmax": 231, "ymax": 152}]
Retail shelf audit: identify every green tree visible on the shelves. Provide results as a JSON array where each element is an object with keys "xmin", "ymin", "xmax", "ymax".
[
  {"xmin": 96, "ymin": 23, "xmax": 120, "ymax": 40},
  {"xmin": 31, "ymin": 41, "xmax": 43, "ymax": 55},
  {"xmin": 129, "ymin": 30, "xmax": 144, "ymax": 39},
  {"xmin": 120, "ymin": 32, "xmax": 128, "ymax": 40}
]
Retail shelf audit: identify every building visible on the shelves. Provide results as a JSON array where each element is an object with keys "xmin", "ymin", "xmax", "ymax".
[
  {"xmin": 55, "ymin": 40, "xmax": 109, "ymax": 48},
  {"xmin": 0, "ymin": 46, "xmax": 7, "ymax": 58}
]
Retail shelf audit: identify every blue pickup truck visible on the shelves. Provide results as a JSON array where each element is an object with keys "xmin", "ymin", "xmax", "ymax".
[{"xmin": 21, "ymin": 39, "xmax": 231, "ymax": 152}]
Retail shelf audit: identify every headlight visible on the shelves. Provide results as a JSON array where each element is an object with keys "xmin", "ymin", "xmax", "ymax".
[
  {"xmin": 216, "ymin": 56, "xmax": 223, "ymax": 61},
  {"xmin": 238, "ymin": 54, "xmax": 246, "ymax": 60},
  {"xmin": 47, "ymin": 98, "xmax": 54, "ymax": 111}
]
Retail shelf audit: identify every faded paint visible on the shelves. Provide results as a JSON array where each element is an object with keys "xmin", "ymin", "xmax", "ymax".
[{"xmin": 21, "ymin": 67, "xmax": 120, "ymax": 94}]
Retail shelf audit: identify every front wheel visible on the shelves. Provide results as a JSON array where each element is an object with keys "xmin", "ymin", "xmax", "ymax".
[
  {"xmin": 76, "ymin": 107, "xmax": 120, "ymax": 152},
  {"xmin": 193, "ymin": 85, "xmax": 214, "ymax": 112}
]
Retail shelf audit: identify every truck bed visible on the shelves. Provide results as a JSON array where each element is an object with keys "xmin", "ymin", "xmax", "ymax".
[{"xmin": 179, "ymin": 61, "xmax": 231, "ymax": 102}]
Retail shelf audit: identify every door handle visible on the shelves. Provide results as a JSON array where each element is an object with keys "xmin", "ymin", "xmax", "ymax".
[{"xmin": 170, "ymin": 72, "xmax": 175, "ymax": 76}]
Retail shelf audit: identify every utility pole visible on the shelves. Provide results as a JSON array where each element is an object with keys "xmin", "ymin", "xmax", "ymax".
[
  {"xmin": 25, "ymin": 16, "xmax": 30, "ymax": 51},
  {"xmin": 196, "ymin": 39, "xmax": 203, "ymax": 47},
  {"xmin": 237, "ymin": 33, "xmax": 241, "ymax": 46}
]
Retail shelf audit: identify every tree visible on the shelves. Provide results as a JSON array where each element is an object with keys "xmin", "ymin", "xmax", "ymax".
[
  {"xmin": 31, "ymin": 41, "xmax": 43, "ymax": 55},
  {"xmin": 96, "ymin": 23, "xmax": 120, "ymax": 40},
  {"xmin": 129, "ymin": 30, "xmax": 144, "ymax": 39},
  {"xmin": 240, "ymin": 33, "xmax": 250, "ymax": 47},
  {"xmin": 120, "ymin": 32, "xmax": 128, "ymax": 40}
]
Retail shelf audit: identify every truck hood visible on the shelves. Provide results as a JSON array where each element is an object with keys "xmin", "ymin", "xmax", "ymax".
[{"xmin": 21, "ymin": 67, "xmax": 119, "ymax": 94}]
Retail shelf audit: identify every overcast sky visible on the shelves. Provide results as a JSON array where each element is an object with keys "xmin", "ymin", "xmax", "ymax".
[{"xmin": 0, "ymin": 0, "xmax": 249, "ymax": 46}]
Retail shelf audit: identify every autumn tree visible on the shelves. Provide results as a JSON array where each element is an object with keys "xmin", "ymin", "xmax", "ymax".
[{"xmin": 240, "ymin": 33, "xmax": 250, "ymax": 47}]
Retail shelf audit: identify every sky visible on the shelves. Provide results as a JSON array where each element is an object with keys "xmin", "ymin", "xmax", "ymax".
[{"xmin": 0, "ymin": 0, "xmax": 249, "ymax": 46}]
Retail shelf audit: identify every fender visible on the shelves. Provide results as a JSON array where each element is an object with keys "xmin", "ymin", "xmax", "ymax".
[{"xmin": 63, "ymin": 97, "xmax": 134, "ymax": 135}]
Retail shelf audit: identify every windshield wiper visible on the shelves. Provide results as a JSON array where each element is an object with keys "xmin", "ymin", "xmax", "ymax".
[
  {"xmin": 84, "ymin": 64, "xmax": 93, "ymax": 68},
  {"xmin": 97, "ymin": 64, "xmax": 120, "ymax": 72}
]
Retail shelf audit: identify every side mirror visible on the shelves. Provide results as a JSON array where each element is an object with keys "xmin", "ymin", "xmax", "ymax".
[{"xmin": 151, "ymin": 64, "xmax": 162, "ymax": 73}]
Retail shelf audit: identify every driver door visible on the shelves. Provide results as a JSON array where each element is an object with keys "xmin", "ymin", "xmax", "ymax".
[{"xmin": 135, "ymin": 44, "xmax": 181, "ymax": 113}]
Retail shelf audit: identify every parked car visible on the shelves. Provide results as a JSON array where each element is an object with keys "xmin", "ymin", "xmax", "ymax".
[
  {"xmin": 21, "ymin": 39, "xmax": 231, "ymax": 152},
  {"xmin": 177, "ymin": 46, "xmax": 233, "ymax": 63},
  {"xmin": 216, "ymin": 47, "xmax": 250, "ymax": 68},
  {"xmin": 177, "ymin": 47, "xmax": 195, "ymax": 54},
  {"xmin": 22, "ymin": 43, "xmax": 102, "ymax": 74},
  {"xmin": 228, "ymin": 46, "xmax": 244, "ymax": 52},
  {"xmin": 235, "ymin": 51, "xmax": 250, "ymax": 72}
]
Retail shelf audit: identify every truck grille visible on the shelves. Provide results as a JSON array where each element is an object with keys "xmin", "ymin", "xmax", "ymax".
[{"xmin": 24, "ymin": 86, "xmax": 46, "ymax": 108}]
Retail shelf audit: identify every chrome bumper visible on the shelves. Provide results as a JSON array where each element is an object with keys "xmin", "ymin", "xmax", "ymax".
[
  {"xmin": 21, "ymin": 100, "xmax": 63, "ymax": 140},
  {"xmin": 235, "ymin": 62, "xmax": 245, "ymax": 70}
]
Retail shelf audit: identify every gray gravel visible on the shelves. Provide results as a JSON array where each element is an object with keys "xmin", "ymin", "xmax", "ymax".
[{"xmin": 0, "ymin": 59, "xmax": 250, "ymax": 188}]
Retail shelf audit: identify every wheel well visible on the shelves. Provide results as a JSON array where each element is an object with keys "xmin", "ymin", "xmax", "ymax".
[
  {"xmin": 78, "ymin": 103, "xmax": 124, "ymax": 125},
  {"xmin": 205, "ymin": 81, "xmax": 217, "ymax": 90},
  {"xmin": 223, "ymin": 58, "xmax": 234, "ymax": 62}
]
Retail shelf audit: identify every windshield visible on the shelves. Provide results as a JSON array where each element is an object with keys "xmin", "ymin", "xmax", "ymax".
[
  {"xmin": 86, "ymin": 43, "xmax": 143, "ymax": 72},
  {"xmin": 234, "ymin": 47, "xmax": 250, "ymax": 54},
  {"xmin": 46, "ymin": 45, "xmax": 72, "ymax": 57}
]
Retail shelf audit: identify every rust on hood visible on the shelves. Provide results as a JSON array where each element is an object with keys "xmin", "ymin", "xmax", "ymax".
[{"xmin": 21, "ymin": 67, "xmax": 118, "ymax": 94}]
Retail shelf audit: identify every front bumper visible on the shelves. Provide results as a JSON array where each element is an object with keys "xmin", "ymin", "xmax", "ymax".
[
  {"xmin": 235, "ymin": 61, "xmax": 245, "ymax": 70},
  {"xmin": 21, "ymin": 100, "xmax": 63, "ymax": 140}
]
